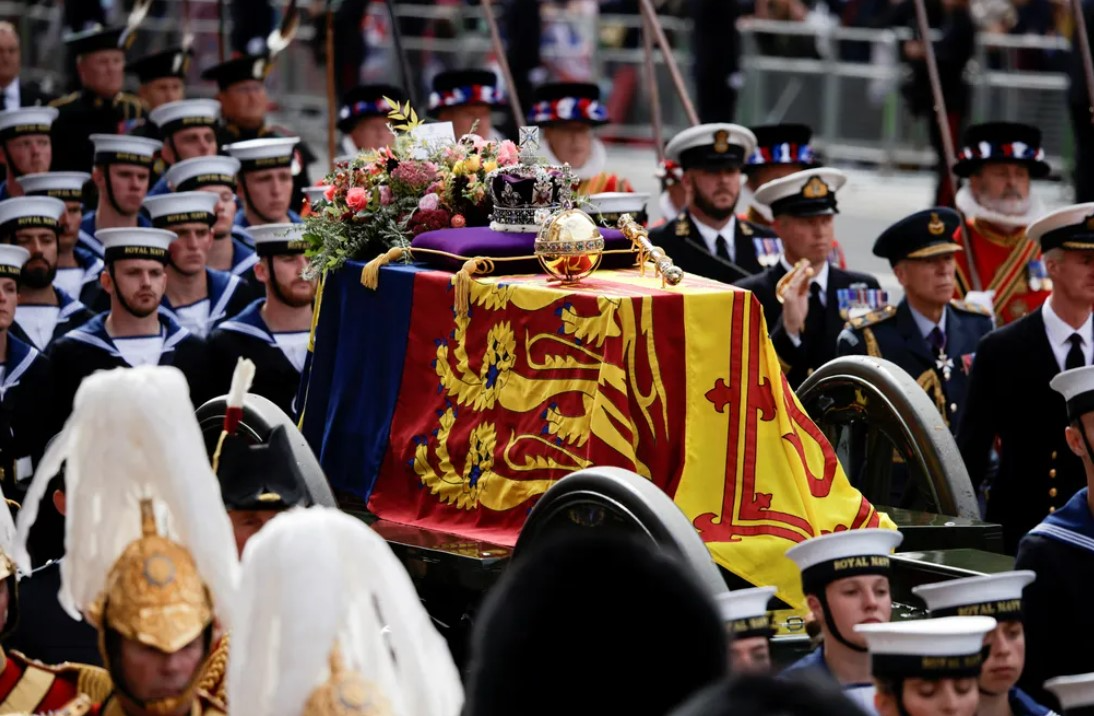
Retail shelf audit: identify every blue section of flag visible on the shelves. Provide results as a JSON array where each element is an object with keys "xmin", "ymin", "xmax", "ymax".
[{"xmin": 298, "ymin": 261, "xmax": 423, "ymax": 499}]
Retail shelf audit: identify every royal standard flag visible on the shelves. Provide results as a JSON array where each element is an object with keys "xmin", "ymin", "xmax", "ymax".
[{"xmin": 300, "ymin": 263, "xmax": 895, "ymax": 608}]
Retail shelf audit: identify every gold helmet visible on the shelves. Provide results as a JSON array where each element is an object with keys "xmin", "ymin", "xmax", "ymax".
[
  {"xmin": 88, "ymin": 499, "xmax": 213, "ymax": 653},
  {"xmin": 303, "ymin": 650, "xmax": 390, "ymax": 716}
]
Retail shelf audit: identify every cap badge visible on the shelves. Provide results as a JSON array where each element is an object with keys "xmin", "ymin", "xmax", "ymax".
[
  {"xmin": 252, "ymin": 58, "xmax": 266, "ymax": 80},
  {"xmin": 802, "ymin": 176, "xmax": 830, "ymax": 199},
  {"xmin": 713, "ymin": 130, "xmax": 730, "ymax": 155},
  {"xmin": 172, "ymin": 52, "xmax": 184, "ymax": 74},
  {"xmin": 928, "ymin": 212, "xmax": 945, "ymax": 236}
]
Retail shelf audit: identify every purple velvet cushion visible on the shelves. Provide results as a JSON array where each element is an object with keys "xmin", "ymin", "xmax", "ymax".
[{"xmin": 410, "ymin": 226, "xmax": 636, "ymax": 274}]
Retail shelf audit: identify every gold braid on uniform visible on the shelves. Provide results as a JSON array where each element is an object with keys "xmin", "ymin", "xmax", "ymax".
[
  {"xmin": 916, "ymin": 369, "xmax": 949, "ymax": 427},
  {"xmin": 862, "ymin": 328, "xmax": 881, "ymax": 358},
  {"xmin": 196, "ymin": 633, "xmax": 229, "ymax": 705},
  {"xmin": 74, "ymin": 663, "xmax": 113, "ymax": 703}
]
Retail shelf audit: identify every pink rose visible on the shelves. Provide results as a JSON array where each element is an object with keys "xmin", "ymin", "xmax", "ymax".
[
  {"xmin": 418, "ymin": 193, "xmax": 440, "ymax": 211},
  {"xmin": 461, "ymin": 133, "xmax": 487, "ymax": 151},
  {"xmin": 496, "ymin": 140, "xmax": 519, "ymax": 166},
  {"xmin": 451, "ymin": 214, "xmax": 466, "ymax": 228},
  {"xmin": 323, "ymin": 185, "xmax": 337, "ymax": 202},
  {"xmin": 346, "ymin": 187, "xmax": 369, "ymax": 212},
  {"xmin": 378, "ymin": 185, "xmax": 393, "ymax": 206}
]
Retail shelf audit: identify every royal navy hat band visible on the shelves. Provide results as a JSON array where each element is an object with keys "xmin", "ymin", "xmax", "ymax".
[
  {"xmin": 801, "ymin": 553, "xmax": 891, "ymax": 594},
  {"xmin": 239, "ymin": 156, "xmax": 293, "ymax": 172},
  {"xmin": 1066, "ymin": 392, "xmax": 1094, "ymax": 422},
  {"xmin": 0, "ymin": 123, "xmax": 52, "ymax": 140},
  {"xmin": 176, "ymin": 173, "xmax": 237, "ymax": 191},
  {"xmin": 871, "ymin": 651, "xmax": 984, "ymax": 680},
  {"xmin": 29, "ymin": 188, "xmax": 82, "ymax": 201},
  {"xmin": 0, "ymin": 264, "xmax": 21, "ymax": 280},
  {"xmin": 0, "ymin": 216, "xmax": 59, "ymax": 235},
  {"xmin": 151, "ymin": 211, "xmax": 215, "ymax": 229},
  {"xmin": 255, "ymin": 239, "xmax": 308, "ymax": 257},
  {"xmin": 931, "ymin": 599, "xmax": 1023, "ymax": 621},
  {"xmin": 160, "ymin": 116, "xmax": 217, "ymax": 137},
  {"xmin": 105, "ymin": 246, "xmax": 169, "ymax": 263},
  {"xmin": 727, "ymin": 615, "xmax": 775, "ymax": 640},
  {"xmin": 95, "ymin": 151, "xmax": 154, "ymax": 168}
]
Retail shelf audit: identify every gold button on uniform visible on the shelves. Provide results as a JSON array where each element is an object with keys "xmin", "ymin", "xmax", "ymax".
[
  {"xmin": 1049, "ymin": 469, "xmax": 1057, "ymax": 478},
  {"xmin": 1052, "ymin": 451, "xmax": 1058, "ymax": 460},
  {"xmin": 1050, "ymin": 507, "xmax": 1056, "ymax": 513},
  {"xmin": 1049, "ymin": 487, "xmax": 1058, "ymax": 498},
  {"xmin": 950, "ymin": 403, "xmax": 958, "ymax": 413}
]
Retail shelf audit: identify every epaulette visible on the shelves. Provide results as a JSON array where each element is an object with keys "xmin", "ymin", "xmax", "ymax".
[
  {"xmin": 847, "ymin": 304, "xmax": 897, "ymax": 330},
  {"xmin": 739, "ymin": 220, "xmax": 753, "ymax": 236},
  {"xmin": 950, "ymin": 299, "xmax": 991, "ymax": 316},
  {"xmin": 49, "ymin": 91, "xmax": 80, "ymax": 108},
  {"xmin": 674, "ymin": 213, "xmax": 690, "ymax": 237},
  {"xmin": 9, "ymin": 651, "xmax": 114, "ymax": 703}
]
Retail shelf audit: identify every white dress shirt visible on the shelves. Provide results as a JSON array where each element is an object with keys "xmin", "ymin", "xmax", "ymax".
[
  {"xmin": 2, "ymin": 80, "xmax": 19, "ymax": 110},
  {"xmin": 1042, "ymin": 300, "xmax": 1093, "ymax": 371},
  {"xmin": 693, "ymin": 215, "xmax": 737, "ymax": 262}
]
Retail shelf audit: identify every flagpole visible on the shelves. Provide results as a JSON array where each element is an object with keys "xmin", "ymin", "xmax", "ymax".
[
  {"xmin": 326, "ymin": 4, "xmax": 337, "ymax": 169},
  {"xmin": 641, "ymin": 9, "xmax": 665, "ymax": 160},
  {"xmin": 217, "ymin": 0, "xmax": 226, "ymax": 62},
  {"xmin": 382, "ymin": 0, "xmax": 418, "ymax": 108},
  {"xmin": 637, "ymin": 0, "xmax": 698, "ymax": 126},
  {"xmin": 911, "ymin": 0, "xmax": 981, "ymax": 291},
  {"xmin": 480, "ymin": 0, "xmax": 525, "ymax": 128},
  {"xmin": 1072, "ymin": 0, "xmax": 1094, "ymax": 124}
]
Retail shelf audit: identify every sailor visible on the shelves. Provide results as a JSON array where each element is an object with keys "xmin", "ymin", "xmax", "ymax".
[
  {"xmin": 0, "ymin": 106, "xmax": 56, "ymax": 199},
  {"xmin": 19, "ymin": 171, "xmax": 104, "ymax": 309},
  {"xmin": 740, "ymin": 123, "xmax": 819, "ymax": 228},
  {"xmin": 782, "ymin": 528, "xmax": 905, "ymax": 714},
  {"xmin": 958, "ymin": 204, "xmax": 1094, "ymax": 553},
  {"xmin": 855, "ymin": 616, "xmax": 998, "ymax": 716},
  {"xmin": 227, "ymin": 507, "xmax": 465, "ymax": 716},
  {"xmin": 0, "ymin": 244, "xmax": 57, "ymax": 493},
  {"xmin": 47, "ymin": 228, "xmax": 210, "ymax": 420},
  {"xmin": 0, "ymin": 482, "xmax": 111, "ymax": 712},
  {"xmin": 951, "ymin": 122, "xmax": 1054, "ymax": 325},
  {"xmin": 163, "ymin": 155, "xmax": 258, "ymax": 282},
  {"xmin": 647, "ymin": 123, "xmax": 779, "ymax": 283},
  {"xmin": 913, "ymin": 571, "xmax": 1055, "ymax": 716},
  {"xmin": 0, "ymin": 197, "xmax": 94, "ymax": 350},
  {"xmin": 529, "ymin": 82, "xmax": 633, "ymax": 195},
  {"xmin": 1013, "ymin": 364, "xmax": 1094, "ymax": 708},
  {"xmin": 1045, "ymin": 673, "xmax": 1094, "ymax": 715},
  {"xmin": 428, "ymin": 68, "xmax": 508, "ymax": 141},
  {"xmin": 714, "ymin": 586, "xmax": 776, "ymax": 675},
  {"xmin": 13, "ymin": 366, "xmax": 239, "ymax": 716},
  {"xmin": 201, "ymin": 53, "xmax": 315, "ymax": 214},
  {"xmin": 337, "ymin": 83, "xmax": 405, "ymax": 155},
  {"xmin": 736, "ymin": 168, "xmax": 880, "ymax": 388},
  {"xmin": 143, "ymin": 192, "xmax": 250, "ymax": 338},
  {"xmin": 49, "ymin": 25, "xmax": 144, "ymax": 173},
  {"xmin": 837, "ymin": 207, "xmax": 993, "ymax": 431},
  {"xmin": 208, "ymin": 223, "xmax": 316, "ymax": 417},
  {"xmin": 143, "ymin": 98, "xmax": 220, "ymax": 197},
  {"xmin": 224, "ymin": 137, "xmax": 304, "ymax": 241},
  {"xmin": 78, "ymin": 134, "xmax": 159, "ymax": 257}
]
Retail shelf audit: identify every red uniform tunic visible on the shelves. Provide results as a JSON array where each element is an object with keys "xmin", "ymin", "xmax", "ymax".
[
  {"xmin": 952, "ymin": 217, "xmax": 1050, "ymax": 326},
  {"xmin": 0, "ymin": 649, "xmax": 110, "ymax": 714},
  {"xmin": 578, "ymin": 172, "xmax": 633, "ymax": 195}
]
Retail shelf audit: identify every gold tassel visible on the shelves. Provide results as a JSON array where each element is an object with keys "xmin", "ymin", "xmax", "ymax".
[
  {"xmin": 452, "ymin": 257, "xmax": 495, "ymax": 318},
  {"xmin": 360, "ymin": 246, "xmax": 409, "ymax": 290}
]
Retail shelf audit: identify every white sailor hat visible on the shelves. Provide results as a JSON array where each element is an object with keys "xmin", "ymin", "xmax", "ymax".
[
  {"xmin": 18, "ymin": 172, "xmax": 91, "ymax": 201},
  {"xmin": 302, "ymin": 185, "xmax": 331, "ymax": 206},
  {"xmin": 1027, "ymin": 203, "xmax": 1094, "ymax": 253},
  {"xmin": 912, "ymin": 570, "xmax": 1034, "ymax": 620},
  {"xmin": 666, "ymin": 123, "xmax": 756, "ymax": 171},
  {"xmin": 1051, "ymin": 365, "xmax": 1094, "ymax": 422},
  {"xmin": 753, "ymin": 167, "xmax": 848, "ymax": 218},
  {"xmin": 148, "ymin": 99, "xmax": 221, "ymax": 136},
  {"xmin": 142, "ymin": 192, "xmax": 219, "ymax": 229},
  {"xmin": 0, "ymin": 196, "xmax": 65, "ymax": 236},
  {"xmin": 785, "ymin": 528, "xmax": 903, "ymax": 595},
  {"xmin": 248, "ymin": 223, "xmax": 308, "ymax": 257},
  {"xmin": 1045, "ymin": 673, "xmax": 1094, "ymax": 712},
  {"xmin": 97, "ymin": 227, "xmax": 176, "ymax": 264},
  {"xmin": 587, "ymin": 191, "xmax": 650, "ymax": 229},
  {"xmin": 0, "ymin": 107, "xmax": 58, "ymax": 140},
  {"xmin": 164, "ymin": 155, "xmax": 241, "ymax": 192},
  {"xmin": 90, "ymin": 134, "xmax": 163, "ymax": 168},
  {"xmin": 714, "ymin": 586, "xmax": 776, "ymax": 639},
  {"xmin": 224, "ymin": 137, "xmax": 299, "ymax": 173},
  {"xmin": 0, "ymin": 245, "xmax": 29, "ymax": 281},
  {"xmin": 855, "ymin": 616, "xmax": 997, "ymax": 680}
]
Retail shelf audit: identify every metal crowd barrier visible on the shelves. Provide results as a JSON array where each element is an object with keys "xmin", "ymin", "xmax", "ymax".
[{"xmin": 1, "ymin": 1, "xmax": 1077, "ymax": 175}]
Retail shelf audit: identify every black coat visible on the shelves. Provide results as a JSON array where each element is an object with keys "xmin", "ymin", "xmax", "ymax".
[
  {"xmin": 47, "ymin": 313, "xmax": 212, "ymax": 424},
  {"xmin": 5, "ymin": 560, "xmax": 102, "ymax": 667},
  {"xmin": 956, "ymin": 308, "xmax": 1085, "ymax": 553},
  {"xmin": 9, "ymin": 289, "xmax": 95, "ymax": 352},
  {"xmin": 48, "ymin": 89, "xmax": 145, "ymax": 173},
  {"xmin": 836, "ymin": 299, "xmax": 993, "ymax": 431},
  {"xmin": 0, "ymin": 336, "xmax": 57, "ymax": 490},
  {"xmin": 736, "ymin": 262, "xmax": 880, "ymax": 387},
  {"xmin": 207, "ymin": 300, "xmax": 304, "ymax": 418},
  {"xmin": 16, "ymin": 79, "xmax": 54, "ymax": 108},
  {"xmin": 648, "ymin": 210, "xmax": 778, "ymax": 285}
]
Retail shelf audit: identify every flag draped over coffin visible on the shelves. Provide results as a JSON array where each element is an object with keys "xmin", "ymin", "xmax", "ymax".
[{"xmin": 299, "ymin": 262, "xmax": 896, "ymax": 608}]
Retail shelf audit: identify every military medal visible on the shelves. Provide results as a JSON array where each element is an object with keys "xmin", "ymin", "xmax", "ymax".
[
  {"xmin": 1027, "ymin": 260, "xmax": 1051, "ymax": 292},
  {"xmin": 936, "ymin": 353, "xmax": 954, "ymax": 381},
  {"xmin": 837, "ymin": 285, "xmax": 890, "ymax": 321},
  {"xmin": 754, "ymin": 237, "xmax": 783, "ymax": 268}
]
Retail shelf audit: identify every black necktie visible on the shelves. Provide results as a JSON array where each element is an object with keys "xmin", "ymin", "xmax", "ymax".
[
  {"xmin": 1067, "ymin": 333, "xmax": 1086, "ymax": 370},
  {"xmin": 714, "ymin": 235, "xmax": 730, "ymax": 261},
  {"xmin": 928, "ymin": 326, "xmax": 946, "ymax": 354}
]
